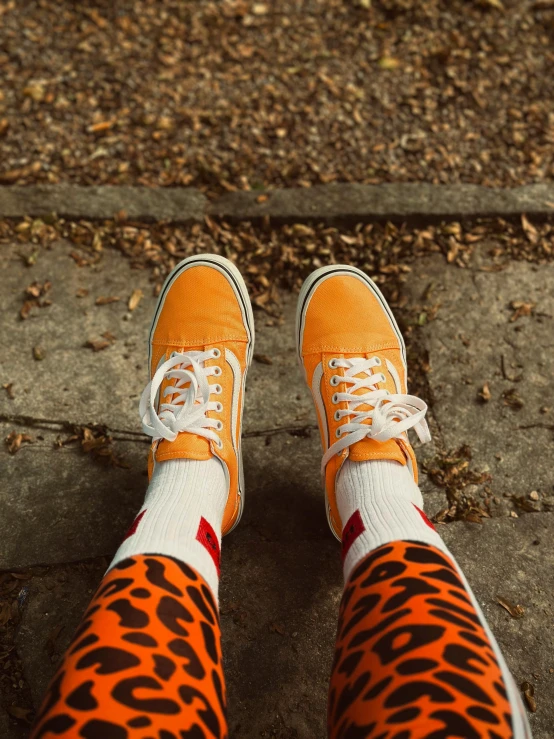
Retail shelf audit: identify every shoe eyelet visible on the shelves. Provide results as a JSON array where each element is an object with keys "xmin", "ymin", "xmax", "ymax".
[
  {"xmin": 213, "ymin": 366, "xmax": 222, "ymax": 376},
  {"xmin": 335, "ymin": 427, "xmax": 342, "ymax": 438},
  {"xmin": 212, "ymin": 348, "xmax": 221, "ymax": 358},
  {"xmin": 330, "ymin": 375, "xmax": 340, "ymax": 387},
  {"xmin": 216, "ymin": 420, "xmax": 224, "ymax": 431},
  {"xmin": 215, "ymin": 402, "xmax": 223, "ymax": 412},
  {"xmin": 334, "ymin": 410, "xmax": 341, "ymax": 421},
  {"xmin": 216, "ymin": 438, "xmax": 224, "ymax": 449},
  {"xmin": 329, "ymin": 358, "xmax": 338, "ymax": 369},
  {"xmin": 332, "ymin": 393, "xmax": 339, "ymax": 404},
  {"xmin": 374, "ymin": 357, "xmax": 382, "ymax": 366},
  {"xmin": 213, "ymin": 384, "xmax": 222, "ymax": 395}
]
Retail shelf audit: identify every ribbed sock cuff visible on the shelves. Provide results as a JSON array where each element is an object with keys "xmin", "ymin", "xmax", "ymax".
[
  {"xmin": 109, "ymin": 457, "xmax": 227, "ymax": 599},
  {"xmin": 337, "ymin": 459, "xmax": 446, "ymax": 582}
]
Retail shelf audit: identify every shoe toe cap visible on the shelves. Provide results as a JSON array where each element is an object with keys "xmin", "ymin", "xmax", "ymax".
[
  {"xmin": 152, "ymin": 263, "xmax": 249, "ymax": 348},
  {"xmin": 301, "ymin": 272, "xmax": 401, "ymax": 355}
]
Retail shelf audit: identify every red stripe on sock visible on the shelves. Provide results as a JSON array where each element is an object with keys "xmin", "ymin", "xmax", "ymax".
[
  {"xmin": 196, "ymin": 517, "xmax": 221, "ymax": 575},
  {"xmin": 342, "ymin": 510, "xmax": 366, "ymax": 562},
  {"xmin": 122, "ymin": 509, "xmax": 147, "ymax": 542},
  {"xmin": 413, "ymin": 504, "xmax": 436, "ymax": 531}
]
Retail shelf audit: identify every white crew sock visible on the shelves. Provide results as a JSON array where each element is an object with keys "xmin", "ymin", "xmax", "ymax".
[
  {"xmin": 109, "ymin": 457, "xmax": 227, "ymax": 599},
  {"xmin": 336, "ymin": 458, "xmax": 446, "ymax": 582}
]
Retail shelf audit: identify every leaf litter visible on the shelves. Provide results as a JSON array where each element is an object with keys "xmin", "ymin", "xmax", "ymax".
[
  {"xmin": 55, "ymin": 424, "xmax": 129, "ymax": 469},
  {"xmin": 1, "ymin": 216, "xmax": 553, "ymax": 319}
]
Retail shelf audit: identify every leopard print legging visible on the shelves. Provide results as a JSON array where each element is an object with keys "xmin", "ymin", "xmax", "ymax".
[{"xmin": 32, "ymin": 544, "xmax": 527, "ymax": 739}]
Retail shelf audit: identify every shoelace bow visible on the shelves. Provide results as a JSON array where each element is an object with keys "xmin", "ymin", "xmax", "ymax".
[
  {"xmin": 321, "ymin": 356, "xmax": 431, "ymax": 471},
  {"xmin": 140, "ymin": 350, "xmax": 223, "ymax": 445}
]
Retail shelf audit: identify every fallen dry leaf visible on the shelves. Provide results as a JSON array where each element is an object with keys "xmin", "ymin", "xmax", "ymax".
[
  {"xmin": 25, "ymin": 280, "xmax": 51, "ymax": 299},
  {"xmin": 478, "ymin": 383, "xmax": 491, "ymax": 402},
  {"xmin": 20, "ymin": 281, "xmax": 52, "ymax": 319},
  {"xmin": 88, "ymin": 119, "xmax": 116, "ymax": 134},
  {"xmin": 0, "ymin": 601, "xmax": 12, "ymax": 626},
  {"xmin": 128, "ymin": 288, "xmax": 144, "ymax": 311},
  {"xmin": 85, "ymin": 339, "xmax": 111, "ymax": 352},
  {"xmin": 75, "ymin": 288, "xmax": 89, "ymax": 298},
  {"xmin": 74, "ymin": 424, "xmax": 129, "ymax": 468},
  {"xmin": 496, "ymin": 596, "xmax": 525, "ymax": 619},
  {"xmin": 69, "ymin": 251, "xmax": 88, "ymax": 267},
  {"xmin": 5, "ymin": 431, "xmax": 33, "ymax": 454},
  {"xmin": 378, "ymin": 56, "xmax": 400, "ymax": 70},
  {"xmin": 510, "ymin": 300, "xmax": 536, "ymax": 321},
  {"xmin": 19, "ymin": 300, "xmax": 34, "ymax": 320},
  {"xmin": 95, "ymin": 295, "xmax": 120, "ymax": 306},
  {"xmin": 463, "ymin": 511, "xmax": 484, "ymax": 524},
  {"xmin": 32, "ymin": 346, "xmax": 45, "ymax": 360},
  {"xmin": 81, "ymin": 427, "xmax": 107, "ymax": 452},
  {"xmin": 521, "ymin": 214, "xmax": 538, "ymax": 244},
  {"xmin": 254, "ymin": 353, "xmax": 273, "ymax": 365},
  {"xmin": 6, "ymin": 704, "xmax": 32, "ymax": 723},
  {"xmin": 521, "ymin": 682, "xmax": 537, "ymax": 713},
  {"xmin": 480, "ymin": 0, "xmax": 505, "ymax": 9},
  {"xmin": 0, "ymin": 162, "xmax": 41, "ymax": 183},
  {"xmin": 3, "ymin": 383, "xmax": 15, "ymax": 399},
  {"xmin": 502, "ymin": 388, "xmax": 524, "ymax": 410}
]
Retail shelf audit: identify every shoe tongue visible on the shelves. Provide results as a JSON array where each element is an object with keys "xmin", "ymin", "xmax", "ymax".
[
  {"xmin": 345, "ymin": 355, "xmax": 397, "ymax": 420},
  {"xmin": 155, "ymin": 357, "xmax": 213, "ymax": 461},
  {"xmin": 348, "ymin": 360, "xmax": 380, "ymax": 415},
  {"xmin": 156, "ymin": 433, "xmax": 212, "ymax": 461},
  {"xmin": 349, "ymin": 437, "xmax": 407, "ymax": 464}
]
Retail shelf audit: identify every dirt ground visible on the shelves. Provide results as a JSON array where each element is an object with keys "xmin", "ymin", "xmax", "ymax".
[{"xmin": 1, "ymin": 0, "xmax": 553, "ymax": 192}]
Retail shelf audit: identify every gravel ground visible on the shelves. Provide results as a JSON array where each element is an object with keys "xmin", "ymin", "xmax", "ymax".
[{"xmin": 0, "ymin": 0, "xmax": 553, "ymax": 192}]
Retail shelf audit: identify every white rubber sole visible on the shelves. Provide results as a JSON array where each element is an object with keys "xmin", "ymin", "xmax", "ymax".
[{"xmin": 147, "ymin": 254, "xmax": 255, "ymax": 534}]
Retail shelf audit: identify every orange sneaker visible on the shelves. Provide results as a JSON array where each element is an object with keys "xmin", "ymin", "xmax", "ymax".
[
  {"xmin": 140, "ymin": 254, "xmax": 254, "ymax": 535},
  {"xmin": 296, "ymin": 265, "xmax": 431, "ymax": 540}
]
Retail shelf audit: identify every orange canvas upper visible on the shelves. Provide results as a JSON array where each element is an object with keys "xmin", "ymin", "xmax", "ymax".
[
  {"xmin": 298, "ymin": 268, "xmax": 418, "ymax": 539},
  {"xmin": 147, "ymin": 258, "xmax": 251, "ymax": 534}
]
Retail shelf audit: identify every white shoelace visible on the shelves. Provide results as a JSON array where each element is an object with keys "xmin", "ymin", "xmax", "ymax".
[
  {"xmin": 321, "ymin": 356, "xmax": 431, "ymax": 471},
  {"xmin": 139, "ymin": 350, "xmax": 223, "ymax": 447}
]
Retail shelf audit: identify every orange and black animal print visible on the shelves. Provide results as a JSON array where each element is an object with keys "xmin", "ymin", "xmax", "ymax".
[
  {"xmin": 31, "ymin": 555, "xmax": 227, "ymax": 739},
  {"xmin": 328, "ymin": 541, "xmax": 515, "ymax": 739}
]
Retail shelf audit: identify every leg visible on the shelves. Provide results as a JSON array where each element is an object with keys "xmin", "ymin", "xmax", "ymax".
[
  {"xmin": 295, "ymin": 265, "xmax": 532, "ymax": 738},
  {"xmin": 32, "ymin": 554, "xmax": 226, "ymax": 739},
  {"xmin": 32, "ymin": 255, "xmax": 254, "ymax": 738},
  {"xmin": 328, "ymin": 461, "xmax": 531, "ymax": 737}
]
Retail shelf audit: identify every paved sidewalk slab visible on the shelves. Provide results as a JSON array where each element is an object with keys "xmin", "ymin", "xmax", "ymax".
[
  {"xmin": 1, "ymin": 426, "xmax": 148, "ymax": 568},
  {"xmin": 404, "ymin": 253, "xmax": 554, "ymax": 514},
  {"xmin": 441, "ymin": 513, "xmax": 554, "ymax": 739},
  {"xmin": 0, "ymin": 242, "xmax": 314, "ymax": 436}
]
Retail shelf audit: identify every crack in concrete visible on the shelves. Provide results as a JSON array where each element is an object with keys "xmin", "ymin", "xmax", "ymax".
[{"xmin": 0, "ymin": 413, "xmax": 318, "ymax": 444}]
